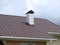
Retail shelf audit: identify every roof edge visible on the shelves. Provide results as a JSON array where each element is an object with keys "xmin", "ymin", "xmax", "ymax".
[
  {"xmin": 0, "ymin": 36, "xmax": 57, "ymax": 41},
  {"xmin": 48, "ymin": 32, "xmax": 60, "ymax": 35}
]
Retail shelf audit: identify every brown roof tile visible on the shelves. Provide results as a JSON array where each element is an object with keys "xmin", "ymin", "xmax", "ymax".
[{"xmin": 0, "ymin": 14, "xmax": 60, "ymax": 39}]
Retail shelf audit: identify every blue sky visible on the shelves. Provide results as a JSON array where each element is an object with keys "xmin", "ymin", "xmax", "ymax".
[{"xmin": 0, "ymin": 0, "xmax": 60, "ymax": 26}]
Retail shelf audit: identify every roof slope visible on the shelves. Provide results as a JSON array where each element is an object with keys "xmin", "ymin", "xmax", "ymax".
[{"xmin": 0, "ymin": 14, "xmax": 60, "ymax": 39}]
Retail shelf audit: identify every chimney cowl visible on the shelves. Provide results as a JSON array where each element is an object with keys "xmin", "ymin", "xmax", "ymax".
[{"xmin": 26, "ymin": 10, "xmax": 34, "ymax": 14}]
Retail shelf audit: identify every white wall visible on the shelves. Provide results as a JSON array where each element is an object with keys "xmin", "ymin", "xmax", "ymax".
[{"xmin": 47, "ymin": 37, "xmax": 60, "ymax": 45}]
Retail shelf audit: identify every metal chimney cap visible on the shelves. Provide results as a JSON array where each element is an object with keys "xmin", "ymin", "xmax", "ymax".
[{"xmin": 26, "ymin": 10, "xmax": 34, "ymax": 14}]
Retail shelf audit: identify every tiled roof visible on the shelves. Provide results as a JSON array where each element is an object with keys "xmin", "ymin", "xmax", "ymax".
[{"xmin": 0, "ymin": 14, "xmax": 60, "ymax": 39}]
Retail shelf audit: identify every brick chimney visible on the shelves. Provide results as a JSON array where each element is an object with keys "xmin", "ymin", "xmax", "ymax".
[{"xmin": 26, "ymin": 10, "xmax": 34, "ymax": 25}]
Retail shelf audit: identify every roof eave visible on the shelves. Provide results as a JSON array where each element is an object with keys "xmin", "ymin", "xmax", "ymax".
[
  {"xmin": 0, "ymin": 36, "xmax": 57, "ymax": 41},
  {"xmin": 48, "ymin": 32, "xmax": 60, "ymax": 36}
]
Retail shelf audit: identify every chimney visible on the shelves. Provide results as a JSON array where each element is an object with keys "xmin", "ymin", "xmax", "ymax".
[{"xmin": 26, "ymin": 10, "xmax": 34, "ymax": 25}]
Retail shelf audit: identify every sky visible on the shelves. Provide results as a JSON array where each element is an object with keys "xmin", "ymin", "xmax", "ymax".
[{"xmin": 0, "ymin": 0, "xmax": 60, "ymax": 26}]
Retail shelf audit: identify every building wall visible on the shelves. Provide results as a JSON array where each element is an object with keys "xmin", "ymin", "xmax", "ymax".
[
  {"xmin": 6, "ymin": 41, "xmax": 20, "ymax": 45},
  {"xmin": 3, "ymin": 36, "xmax": 60, "ymax": 45},
  {"xmin": 5, "ymin": 41, "xmax": 46, "ymax": 45},
  {"xmin": 47, "ymin": 37, "xmax": 60, "ymax": 45},
  {"xmin": 35, "ymin": 42, "xmax": 46, "ymax": 45}
]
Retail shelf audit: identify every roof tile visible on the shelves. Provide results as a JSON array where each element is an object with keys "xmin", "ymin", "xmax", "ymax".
[{"xmin": 0, "ymin": 14, "xmax": 60, "ymax": 39}]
